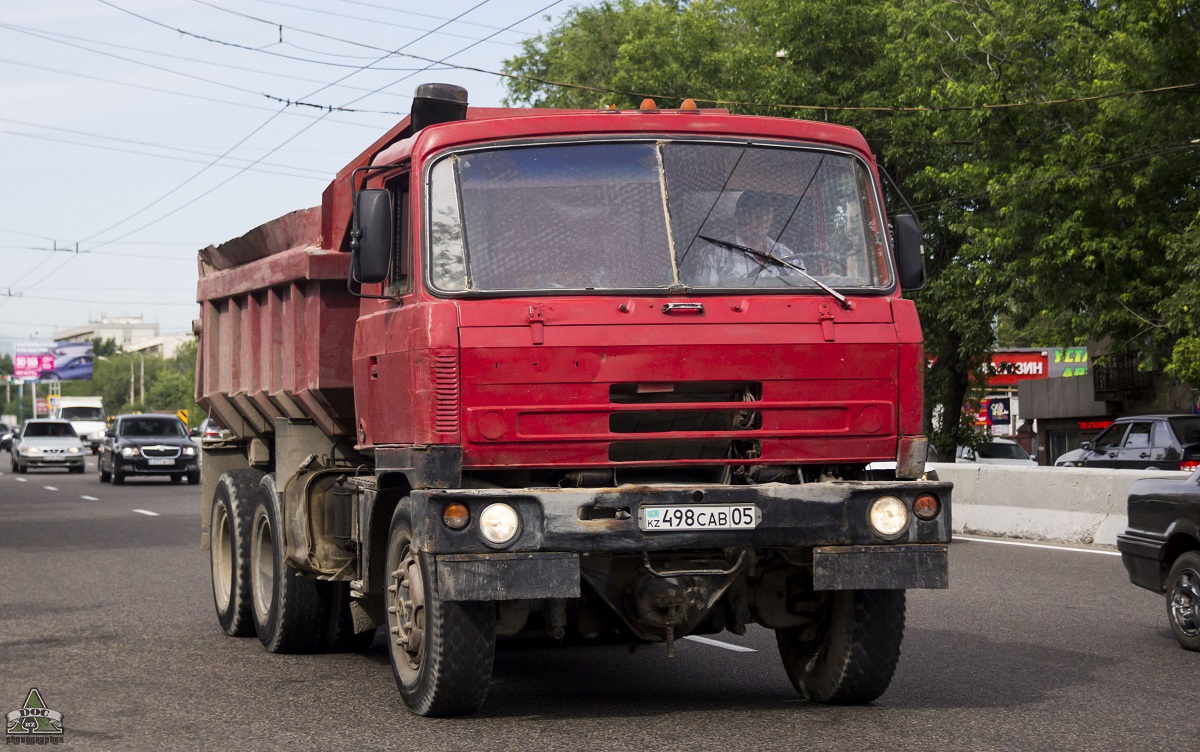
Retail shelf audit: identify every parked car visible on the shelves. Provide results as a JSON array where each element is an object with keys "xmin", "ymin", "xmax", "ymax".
[
  {"xmin": 98, "ymin": 414, "xmax": 199, "ymax": 485},
  {"xmin": 1118, "ymin": 467, "xmax": 1200, "ymax": 650},
  {"xmin": 955, "ymin": 438, "xmax": 1038, "ymax": 467},
  {"xmin": 1067, "ymin": 415, "xmax": 1200, "ymax": 471},
  {"xmin": 10, "ymin": 419, "xmax": 86, "ymax": 473}
]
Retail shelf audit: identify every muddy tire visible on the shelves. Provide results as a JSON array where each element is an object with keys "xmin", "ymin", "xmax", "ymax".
[
  {"xmin": 386, "ymin": 501, "xmax": 495, "ymax": 717},
  {"xmin": 209, "ymin": 468, "xmax": 264, "ymax": 637},
  {"xmin": 250, "ymin": 473, "xmax": 330, "ymax": 653},
  {"xmin": 1166, "ymin": 551, "xmax": 1200, "ymax": 651},
  {"xmin": 776, "ymin": 589, "xmax": 906, "ymax": 704}
]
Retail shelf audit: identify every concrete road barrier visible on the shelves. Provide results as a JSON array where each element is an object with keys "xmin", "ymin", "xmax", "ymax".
[{"xmin": 928, "ymin": 463, "xmax": 1191, "ymax": 546}]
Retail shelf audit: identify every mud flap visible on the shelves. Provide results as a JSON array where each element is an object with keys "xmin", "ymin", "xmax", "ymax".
[
  {"xmin": 437, "ymin": 552, "xmax": 581, "ymax": 601},
  {"xmin": 813, "ymin": 544, "xmax": 948, "ymax": 590}
]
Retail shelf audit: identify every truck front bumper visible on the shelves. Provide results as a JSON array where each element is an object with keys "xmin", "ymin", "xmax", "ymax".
[{"xmin": 412, "ymin": 481, "xmax": 952, "ymax": 600}]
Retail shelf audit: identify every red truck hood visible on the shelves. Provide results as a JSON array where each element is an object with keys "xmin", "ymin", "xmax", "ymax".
[{"xmin": 456, "ymin": 295, "xmax": 908, "ymax": 469}]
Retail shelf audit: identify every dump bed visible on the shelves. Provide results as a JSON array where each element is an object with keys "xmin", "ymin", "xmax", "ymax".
[{"xmin": 194, "ymin": 207, "xmax": 357, "ymax": 441}]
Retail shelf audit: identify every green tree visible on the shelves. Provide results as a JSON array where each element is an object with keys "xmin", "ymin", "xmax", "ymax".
[{"xmin": 503, "ymin": 0, "xmax": 1200, "ymax": 451}]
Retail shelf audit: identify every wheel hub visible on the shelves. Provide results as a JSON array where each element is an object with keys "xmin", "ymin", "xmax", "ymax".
[
  {"xmin": 1170, "ymin": 568, "xmax": 1200, "ymax": 637},
  {"xmin": 389, "ymin": 546, "xmax": 426, "ymax": 670}
]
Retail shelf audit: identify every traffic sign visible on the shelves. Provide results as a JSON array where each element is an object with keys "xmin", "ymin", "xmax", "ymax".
[{"xmin": 177, "ymin": 409, "xmax": 189, "ymax": 425}]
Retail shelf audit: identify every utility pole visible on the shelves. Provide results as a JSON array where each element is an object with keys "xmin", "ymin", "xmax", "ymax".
[
  {"xmin": 129, "ymin": 358, "xmax": 135, "ymax": 406},
  {"xmin": 139, "ymin": 353, "xmax": 145, "ymax": 405}
]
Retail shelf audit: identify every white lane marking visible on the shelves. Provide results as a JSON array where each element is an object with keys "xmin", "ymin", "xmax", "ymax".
[
  {"xmin": 132, "ymin": 509, "xmax": 160, "ymax": 517},
  {"xmin": 15, "ymin": 477, "xmax": 27, "ymax": 483},
  {"xmin": 81, "ymin": 495, "xmax": 99, "ymax": 501},
  {"xmin": 956, "ymin": 534, "xmax": 1121, "ymax": 557},
  {"xmin": 43, "ymin": 486, "xmax": 59, "ymax": 491},
  {"xmin": 682, "ymin": 635, "xmax": 757, "ymax": 652}
]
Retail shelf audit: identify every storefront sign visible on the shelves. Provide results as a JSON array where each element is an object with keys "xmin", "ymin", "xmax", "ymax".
[
  {"xmin": 1049, "ymin": 347, "xmax": 1089, "ymax": 378},
  {"xmin": 1078, "ymin": 419, "xmax": 1112, "ymax": 431},
  {"xmin": 987, "ymin": 352, "xmax": 1047, "ymax": 385}
]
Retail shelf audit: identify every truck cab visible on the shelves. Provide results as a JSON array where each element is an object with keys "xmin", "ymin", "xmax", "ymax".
[{"xmin": 196, "ymin": 84, "xmax": 949, "ymax": 718}]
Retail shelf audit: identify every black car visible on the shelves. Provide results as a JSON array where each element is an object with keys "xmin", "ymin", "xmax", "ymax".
[
  {"xmin": 0, "ymin": 422, "xmax": 12, "ymax": 452},
  {"xmin": 1118, "ymin": 468, "xmax": 1200, "ymax": 650},
  {"xmin": 1065, "ymin": 414, "xmax": 1200, "ymax": 471},
  {"xmin": 99, "ymin": 414, "xmax": 200, "ymax": 485}
]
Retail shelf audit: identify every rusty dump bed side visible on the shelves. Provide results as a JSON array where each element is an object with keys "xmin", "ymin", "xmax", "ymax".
[{"xmin": 194, "ymin": 207, "xmax": 358, "ymax": 441}]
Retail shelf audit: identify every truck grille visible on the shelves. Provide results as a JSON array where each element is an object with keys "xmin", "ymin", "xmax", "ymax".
[
  {"xmin": 607, "ymin": 381, "xmax": 762, "ymax": 462},
  {"xmin": 432, "ymin": 353, "xmax": 460, "ymax": 435}
]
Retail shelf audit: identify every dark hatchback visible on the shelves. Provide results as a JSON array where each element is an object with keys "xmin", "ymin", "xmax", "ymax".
[
  {"xmin": 99, "ymin": 414, "xmax": 199, "ymax": 485},
  {"xmin": 1119, "ymin": 468, "xmax": 1200, "ymax": 650},
  {"xmin": 1063, "ymin": 414, "xmax": 1200, "ymax": 472}
]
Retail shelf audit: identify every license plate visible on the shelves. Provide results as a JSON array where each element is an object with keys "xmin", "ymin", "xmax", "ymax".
[
  {"xmin": 147, "ymin": 458, "xmax": 174, "ymax": 466},
  {"xmin": 639, "ymin": 504, "xmax": 760, "ymax": 531}
]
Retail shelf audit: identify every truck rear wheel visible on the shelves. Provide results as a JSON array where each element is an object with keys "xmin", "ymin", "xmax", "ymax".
[
  {"xmin": 250, "ymin": 473, "xmax": 330, "ymax": 653},
  {"xmin": 776, "ymin": 589, "xmax": 906, "ymax": 704},
  {"xmin": 386, "ymin": 501, "xmax": 495, "ymax": 717},
  {"xmin": 209, "ymin": 468, "xmax": 264, "ymax": 637}
]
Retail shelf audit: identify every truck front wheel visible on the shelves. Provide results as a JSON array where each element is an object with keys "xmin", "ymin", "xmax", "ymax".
[
  {"xmin": 775, "ymin": 589, "xmax": 906, "ymax": 704},
  {"xmin": 386, "ymin": 501, "xmax": 495, "ymax": 717},
  {"xmin": 249, "ymin": 473, "xmax": 329, "ymax": 653}
]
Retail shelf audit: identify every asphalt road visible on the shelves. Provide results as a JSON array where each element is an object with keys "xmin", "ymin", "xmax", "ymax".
[{"xmin": 2, "ymin": 458, "xmax": 1197, "ymax": 751}]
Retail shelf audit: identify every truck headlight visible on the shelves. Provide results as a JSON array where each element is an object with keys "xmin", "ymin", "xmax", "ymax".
[
  {"xmin": 479, "ymin": 503, "xmax": 520, "ymax": 546},
  {"xmin": 869, "ymin": 496, "xmax": 909, "ymax": 537},
  {"xmin": 120, "ymin": 447, "xmax": 140, "ymax": 458}
]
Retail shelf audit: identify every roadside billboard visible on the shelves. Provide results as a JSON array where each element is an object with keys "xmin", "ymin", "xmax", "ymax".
[{"xmin": 13, "ymin": 341, "xmax": 94, "ymax": 381}]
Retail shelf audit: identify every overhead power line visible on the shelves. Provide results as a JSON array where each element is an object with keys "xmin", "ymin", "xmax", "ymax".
[
  {"xmin": 97, "ymin": 0, "xmax": 1200, "ymax": 116},
  {"xmin": 0, "ymin": 22, "xmax": 441, "ymax": 95},
  {"xmin": 329, "ymin": 0, "xmax": 538, "ymax": 36},
  {"xmin": 1, "ymin": 0, "xmax": 511, "ymax": 297},
  {"xmin": 239, "ymin": 0, "xmax": 523, "ymax": 47}
]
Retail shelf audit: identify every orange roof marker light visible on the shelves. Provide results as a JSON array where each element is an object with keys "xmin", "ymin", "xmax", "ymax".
[
  {"xmin": 639, "ymin": 98, "xmax": 658, "ymax": 111},
  {"xmin": 679, "ymin": 99, "xmax": 699, "ymax": 111}
]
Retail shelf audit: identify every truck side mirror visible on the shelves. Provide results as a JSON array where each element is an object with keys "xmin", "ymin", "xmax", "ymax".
[
  {"xmin": 351, "ymin": 188, "xmax": 393, "ymax": 284},
  {"xmin": 893, "ymin": 214, "xmax": 927, "ymax": 292}
]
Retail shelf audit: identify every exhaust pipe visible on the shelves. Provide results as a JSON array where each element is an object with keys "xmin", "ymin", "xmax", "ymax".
[{"xmin": 411, "ymin": 83, "xmax": 468, "ymax": 133}]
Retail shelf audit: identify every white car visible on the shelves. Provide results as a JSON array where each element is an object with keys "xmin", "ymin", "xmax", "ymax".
[
  {"xmin": 10, "ymin": 419, "xmax": 87, "ymax": 474},
  {"xmin": 955, "ymin": 438, "xmax": 1038, "ymax": 467}
]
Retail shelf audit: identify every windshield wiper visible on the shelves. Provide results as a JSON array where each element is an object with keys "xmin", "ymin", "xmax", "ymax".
[{"xmin": 697, "ymin": 235, "xmax": 851, "ymax": 309}]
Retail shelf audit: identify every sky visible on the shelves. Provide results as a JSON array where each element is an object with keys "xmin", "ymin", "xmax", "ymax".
[{"xmin": 0, "ymin": 0, "xmax": 577, "ymax": 354}]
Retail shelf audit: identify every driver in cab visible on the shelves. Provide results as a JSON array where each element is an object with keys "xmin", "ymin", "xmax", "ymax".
[{"xmin": 687, "ymin": 191, "xmax": 806, "ymax": 286}]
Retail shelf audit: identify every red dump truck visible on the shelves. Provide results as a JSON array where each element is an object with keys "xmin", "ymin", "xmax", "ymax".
[{"xmin": 196, "ymin": 83, "xmax": 951, "ymax": 717}]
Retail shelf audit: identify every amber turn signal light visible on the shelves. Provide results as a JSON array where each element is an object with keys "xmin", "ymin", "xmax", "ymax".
[
  {"xmin": 443, "ymin": 502, "xmax": 470, "ymax": 530},
  {"xmin": 912, "ymin": 493, "xmax": 940, "ymax": 520}
]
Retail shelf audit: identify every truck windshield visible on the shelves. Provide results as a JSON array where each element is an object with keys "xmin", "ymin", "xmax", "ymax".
[
  {"xmin": 61, "ymin": 407, "xmax": 104, "ymax": 421},
  {"xmin": 427, "ymin": 141, "xmax": 893, "ymax": 293}
]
